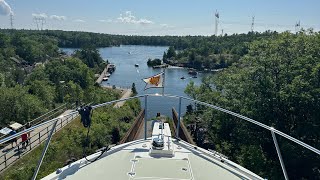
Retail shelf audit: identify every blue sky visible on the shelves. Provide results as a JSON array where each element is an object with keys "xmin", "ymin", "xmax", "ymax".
[{"xmin": 0, "ymin": 0, "xmax": 319, "ymax": 35}]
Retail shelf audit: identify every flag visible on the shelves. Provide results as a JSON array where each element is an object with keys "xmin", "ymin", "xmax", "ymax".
[{"xmin": 142, "ymin": 72, "xmax": 164, "ymax": 90}]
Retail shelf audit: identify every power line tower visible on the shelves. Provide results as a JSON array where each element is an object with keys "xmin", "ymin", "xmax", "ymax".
[
  {"xmin": 295, "ymin": 21, "xmax": 301, "ymax": 32},
  {"xmin": 10, "ymin": 13, "xmax": 14, "ymax": 29},
  {"xmin": 215, "ymin": 10, "xmax": 219, "ymax": 36},
  {"xmin": 33, "ymin": 16, "xmax": 46, "ymax": 30},
  {"xmin": 251, "ymin": 16, "xmax": 255, "ymax": 32}
]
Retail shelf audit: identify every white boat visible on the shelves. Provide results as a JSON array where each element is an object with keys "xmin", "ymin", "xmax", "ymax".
[
  {"xmin": 43, "ymin": 120, "xmax": 263, "ymax": 180},
  {"xmin": 134, "ymin": 64, "xmax": 139, "ymax": 67},
  {"xmin": 102, "ymin": 77, "xmax": 108, "ymax": 81}
]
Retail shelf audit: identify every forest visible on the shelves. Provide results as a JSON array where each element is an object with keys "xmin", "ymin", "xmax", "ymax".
[{"xmin": 184, "ymin": 30, "xmax": 320, "ymax": 179}]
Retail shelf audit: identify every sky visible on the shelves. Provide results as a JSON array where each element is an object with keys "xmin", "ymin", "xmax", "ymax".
[{"xmin": 0, "ymin": 0, "xmax": 319, "ymax": 36}]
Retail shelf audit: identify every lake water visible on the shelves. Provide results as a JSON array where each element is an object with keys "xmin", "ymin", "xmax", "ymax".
[{"xmin": 62, "ymin": 45, "xmax": 209, "ymax": 119}]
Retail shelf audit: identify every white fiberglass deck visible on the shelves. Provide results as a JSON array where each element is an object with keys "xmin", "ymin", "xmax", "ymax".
[{"xmin": 43, "ymin": 122, "xmax": 263, "ymax": 180}]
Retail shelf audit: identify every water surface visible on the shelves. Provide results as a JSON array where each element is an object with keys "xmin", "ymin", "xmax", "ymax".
[{"xmin": 63, "ymin": 45, "xmax": 209, "ymax": 118}]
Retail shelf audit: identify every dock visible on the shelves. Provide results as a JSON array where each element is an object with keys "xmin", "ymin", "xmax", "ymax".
[{"xmin": 95, "ymin": 64, "xmax": 116, "ymax": 84}]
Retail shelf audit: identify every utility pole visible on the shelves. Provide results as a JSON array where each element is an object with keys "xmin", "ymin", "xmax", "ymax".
[
  {"xmin": 251, "ymin": 16, "xmax": 255, "ymax": 32},
  {"xmin": 215, "ymin": 10, "xmax": 219, "ymax": 36}
]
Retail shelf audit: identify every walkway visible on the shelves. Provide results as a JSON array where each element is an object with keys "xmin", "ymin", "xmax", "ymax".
[
  {"xmin": 114, "ymin": 89, "xmax": 133, "ymax": 108},
  {"xmin": 0, "ymin": 110, "xmax": 77, "ymax": 172}
]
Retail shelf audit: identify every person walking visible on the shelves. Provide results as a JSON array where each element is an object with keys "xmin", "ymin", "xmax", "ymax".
[
  {"xmin": 21, "ymin": 132, "xmax": 28, "ymax": 149},
  {"xmin": 9, "ymin": 130, "xmax": 17, "ymax": 148}
]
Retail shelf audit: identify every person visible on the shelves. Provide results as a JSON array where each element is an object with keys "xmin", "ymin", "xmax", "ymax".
[
  {"xmin": 21, "ymin": 132, "xmax": 28, "ymax": 149},
  {"xmin": 9, "ymin": 130, "xmax": 17, "ymax": 147},
  {"xmin": 26, "ymin": 122, "xmax": 31, "ymax": 136}
]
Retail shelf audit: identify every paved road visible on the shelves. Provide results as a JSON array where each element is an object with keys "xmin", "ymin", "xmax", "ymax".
[{"xmin": 0, "ymin": 110, "xmax": 76, "ymax": 172}]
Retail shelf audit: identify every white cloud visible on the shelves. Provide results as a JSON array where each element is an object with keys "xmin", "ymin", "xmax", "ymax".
[
  {"xmin": 50, "ymin": 15, "xmax": 66, "ymax": 21},
  {"xmin": 98, "ymin": 19, "xmax": 113, "ymax": 23},
  {"xmin": 160, "ymin": 24, "xmax": 169, "ymax": 28},
  {"xmin": 32, "ymin": 13, "xmax": 48, "ymax": 19},
  {"xmin": 0, "ymin": 0, "xmax": 13, "ymax": 16},
  {"xmin": 117, "ymin": 11, "xmax": 154, "ymax": 25},
  {"xmin": 74, "ymin": 19, "xmax": 85, "ymax": 23}
]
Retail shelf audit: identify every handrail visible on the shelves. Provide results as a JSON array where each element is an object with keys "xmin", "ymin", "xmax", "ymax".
[
  {"xmin": 0, "ymin": 93, "xmax": 319, "ymax": 180},
  {"xmin": 0, "ymin": 114, "xmax": 79, "ymax": 172},
  {"xmin": 1, "ymin": 94, "xmax": 319, "ymax": 155}
]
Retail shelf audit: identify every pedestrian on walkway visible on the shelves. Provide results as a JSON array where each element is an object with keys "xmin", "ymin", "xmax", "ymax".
[
  {"xmin": 21, "ymin": 128, "xmax": 28, "ymax": 149},
  {"xmin": 9, "ymin": 130, "xmax": 17, "ymax": 148},
  {"xmin": 26, "ymin": 122, "xmax": 31, "ymax": 145}
]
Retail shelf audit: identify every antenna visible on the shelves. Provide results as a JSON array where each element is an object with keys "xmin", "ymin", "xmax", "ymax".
[
  {"xmin": 215, "ymin": 10, "xmax": 219, "ymax": 36},
  {"xmin": 295, "ymin": 21, "xmax": 301, "ymax": 32},
  {"xmin": 10, "ymin": 13, "xmax": 14, "ymax": 29},
  {"xmin": 251, "ymin": 16, "xmax": 255, "ymax": 32}
]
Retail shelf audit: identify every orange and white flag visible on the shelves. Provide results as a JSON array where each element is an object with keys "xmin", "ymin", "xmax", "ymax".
[{"xmin": 143, "ymin": 72, "xmax": 164, "ymax": 90}]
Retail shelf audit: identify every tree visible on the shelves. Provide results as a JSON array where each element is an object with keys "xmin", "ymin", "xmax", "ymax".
[
  {"xmin": 131, "ymin": 83, "xmax": 137, "ymax": 95},
  {"xmin": 166, "ymin": 46, "xmax": 176, "ymax": 59}
]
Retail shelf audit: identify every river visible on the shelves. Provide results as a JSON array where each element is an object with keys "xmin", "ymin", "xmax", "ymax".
[{"xmin": 62, "ymin": 45, "xmax": 209, "ymax": 119}]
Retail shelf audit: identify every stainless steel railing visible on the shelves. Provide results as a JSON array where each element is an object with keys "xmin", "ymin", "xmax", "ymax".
[{"xmin": 0, "ymin": 94, "xmax": 319, "ymax": 180}]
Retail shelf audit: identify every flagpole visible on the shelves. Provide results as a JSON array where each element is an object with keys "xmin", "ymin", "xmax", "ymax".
[{"xmin": 162, "ymin": 68, "xmax": 165, "ymax": 96}]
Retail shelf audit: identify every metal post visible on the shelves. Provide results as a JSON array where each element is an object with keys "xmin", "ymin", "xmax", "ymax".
[
  {"xmin": 271, "ymin": 128, "xmax": 289, "ymax": 180},
  {"xmin": 18, "ymin": 145, "xmax": 20, "ymax": 158},
  {"xmin": 32, "ymin": 120, "xmax": 58, "ymax": 180},
  {"xmin": 144, "ymin": 95, "xmax": 148, "ymax": 140},
  {"xmin": 4, "ymin": 154, "xmax": 7, "ymax": 168},
  {"xmin": 38, "ymin": 132, "xmax": 41, "ymax": 144},
  {"xmin": 176, "ymin": 97, "xmax": 182, "ymax": 138}
]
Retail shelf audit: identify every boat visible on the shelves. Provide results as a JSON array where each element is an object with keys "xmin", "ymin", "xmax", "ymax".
[
  {"xmin": 188, "ymin": 70, "xmax": 197, "ymax": 75},
  {"xmin": 102, "ymin": 77, "xmax": 108, "ymax": 81},
  {"xmin": 192, "ymin": 76, "xmax": 197, "ymax": 78},
  {"xmin": 134, "ymin": 64, "xmax": 139, "ymax": 67},
  {"xmin": 181, "ymin": 76, "xmax": 185, "ymax": 79},
  {"xmin": 105, "ymin": 73, "xmax": 111, "ymax": 77},
  {"xmin": 1, "ymin": 94, "xmax": 319, "ymax": 180}
]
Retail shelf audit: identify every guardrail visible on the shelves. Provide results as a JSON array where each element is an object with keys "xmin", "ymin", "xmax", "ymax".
[
  {"xmin": 0, "ymin": 94, "xmax": 319, "ymax": 180},
  {"xmin": 0, "ymin": 113, "xmax": 78, "ymax": 172},
  {"xmin": 119, "ymin": 109, "xmax": 145, "ymax": 144},
  {"xmin": 172, "ymin": 108, "xmax": 195, "ymax": 145}
]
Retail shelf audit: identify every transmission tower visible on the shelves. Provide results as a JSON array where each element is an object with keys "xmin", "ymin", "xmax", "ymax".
[
  {"xmin": 10, "ymin": 13, "xmax": 14, "ymax": 29},
  {"xmin": 251, "ymin": 16, "xmax": 255, "ymax": 32},
  {"xmin": 215, "ymin": 10, "xmax": 219, "ymax": 36},
  {"xmin": 33, "ymin": 16, "xmax": 46, "ymax": 30},
  {"xmin": 295, "ymin": 21, "xmax": 301, "ymax": 32}
]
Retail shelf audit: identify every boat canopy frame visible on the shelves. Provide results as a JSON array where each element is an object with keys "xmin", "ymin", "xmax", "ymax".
[{"xmin": 0, "ymin": 93, "xmax": 319, "ymax": 180}]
